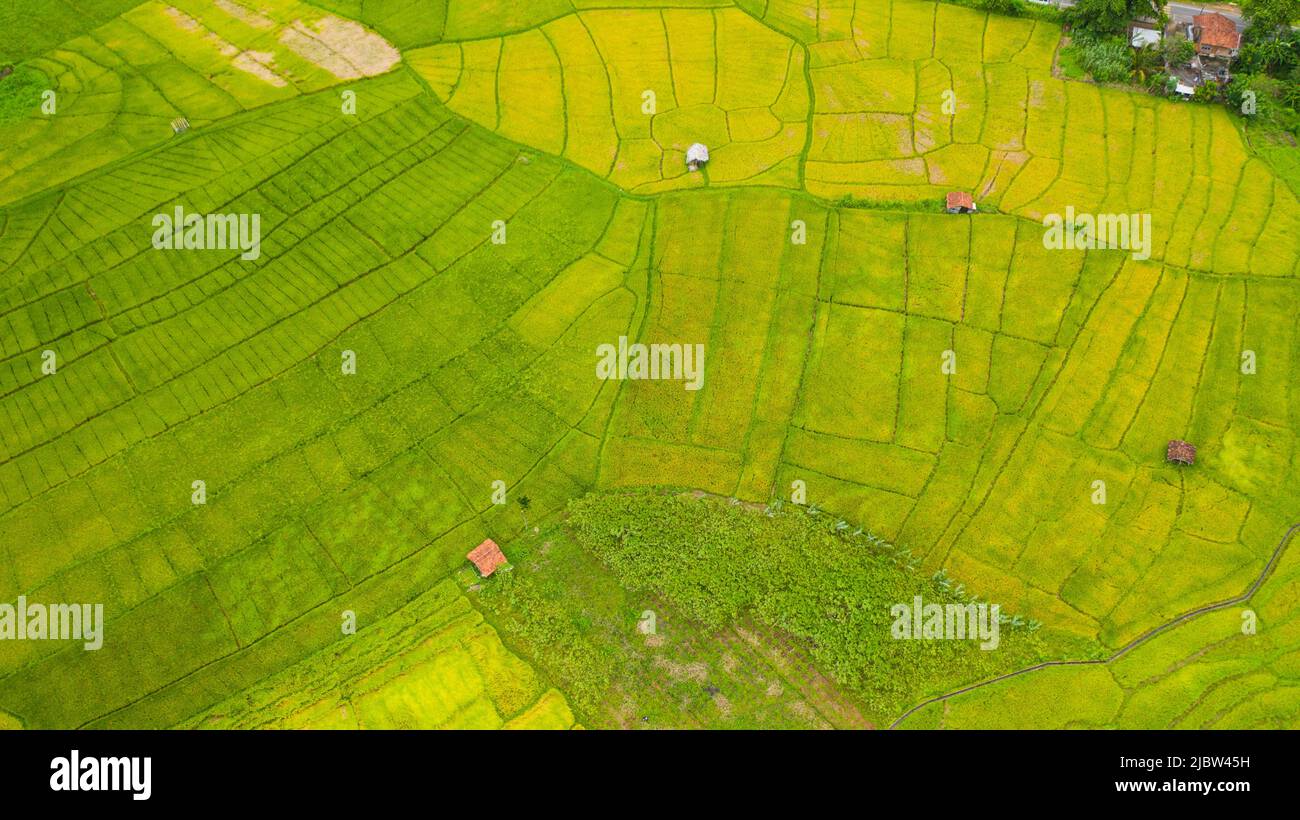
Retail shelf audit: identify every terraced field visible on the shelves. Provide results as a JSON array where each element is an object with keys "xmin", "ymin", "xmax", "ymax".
[
  {"xmin": 412, "ymin": 0, "xmax": 1300, "ymax": 276},
  {"xmin": 0, "ymin": 0, "xmax": 1297, "ymax": 729}
]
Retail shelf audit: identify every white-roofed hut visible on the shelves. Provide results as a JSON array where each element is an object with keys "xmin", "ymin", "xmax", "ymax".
[{"xmin": 686, "ymin": 143, "xmax": 709, "ymax": 172}]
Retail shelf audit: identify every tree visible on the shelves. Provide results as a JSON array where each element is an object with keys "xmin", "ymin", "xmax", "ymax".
[
  {"xmin": 1228, "ymin": 73, "xmax": 1300, "ymax": 131},
  {"xmin": 1226, "ymin": 77, "xmax": 1257, "ymax": 112},
  {"xmin": 1241, "ymin": 0, "xmax": 1300, "ymax": 34},
  {"xmin": 1193, "ymin": 80, "xmax": 1222, "ymax": 103},
  {"xmin": 1258, "ymin": 34, "xmax": 1299, "ymax": 72},
  {"xmin": 979, "ymin": 0, "xmax": 1024, "ymax": 14},
  {"xmin": 1068, "ymin": 0, "xmax": 1163, "ymax": 36},
  {"xmin": 1129, "ymin": 44, "xmax": 1164, "ymax": 83},
  {"xmin": 1161, "ymin": 36, "xmax": 1195, "ymax": 67},
  {"xmin": 517, "ymin": 495, "xmax": 531, "ymax": 527},
  {"xmin": 1283, "ymin": 80, "xmax": 1300, "ymax": 110},
  {"xmin": 1237, "ymin": 28, "xmax": 1298, "ymax": 77}
]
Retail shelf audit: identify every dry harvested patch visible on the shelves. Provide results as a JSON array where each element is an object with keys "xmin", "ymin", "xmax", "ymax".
[
  {"xmin": 279, "ymin": 16, "xmax": 401, "ymax": 79},
  {"xmin": 653, "ymin": 656, "xmax": 709, "ymax": 683},
  {"xmin": 215, "ymin": 0, "xmax": 275, "ymax": 29},
  {"xmin": 231, "ymin": 51, "xmax": 288, "ymax": 87}
]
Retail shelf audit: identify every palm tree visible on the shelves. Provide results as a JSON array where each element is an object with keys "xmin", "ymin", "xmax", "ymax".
[
  {"xmin": 1129, "ymin": 44, "xmax": 1162, "ymax": 84},
  {"xmin": 1257, "ymin": 36, "xmax": 1294, "ymax": 73},
  {"xmin": 1282, "ymin": 82, "xmax": 1300, "ymax": 111}
]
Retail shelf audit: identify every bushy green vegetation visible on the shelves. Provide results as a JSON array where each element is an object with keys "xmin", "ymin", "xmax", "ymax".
[
  {"xmin": 1067, "ymin": 32, "xmax": 1133, "ymax": 83},
  {"xmin": 1240, "ymin": 0, "xmax": 1300, "ymax": 33},
  {"xmin": 1066, "ymin": 0, "xmax": 1162, "ymax": 36},
  {"xmin": 1235, "ymin": 26, "xmax": 1300, "ymax": 135},
  {"xmin": 565, "ymin": 489, "xmax": 1068, "ymax": 717},
  {"xmin": 1062, "ymin": 0, "xmax": 1300, "ymax": 134},
  {"xmin": 0, "ymin": 64, "xmax": 45, "ymax": 125},
  {"xmin": 474, "ymin": 512, "xmax": 895, "ymax": 728}
]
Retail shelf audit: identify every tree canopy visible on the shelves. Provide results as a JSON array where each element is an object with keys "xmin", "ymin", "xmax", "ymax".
[
  {"xmin": 1068, "ymin": 0, "xmax": 1163, "ymax": 35},
  {"xmin": 1241, "ymin": 0, "xmax": 1300, "ymax": 34}
]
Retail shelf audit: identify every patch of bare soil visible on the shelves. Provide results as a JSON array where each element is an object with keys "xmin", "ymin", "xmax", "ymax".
[
  {"xmin": 233, "ymin": 51, "xmax": 287, "ymax": 87},
  {"xmin": 613, "ymin": 691, "xmax": 637, "ymax": 730},
  {"xmin": 164, "ymin": 5, "xmax": 289, "ymax": 87},
  {"xmin": 712, "ymin": 693, "xmax": 732, "ymax": 718},
  {"xmin": 164, "ymin": 5, "xmax": 201, "ymax": 31},
  {"xmin": 652, "ymin": 656, "xmax": 708, "ymax": 683},
  {"xmin": 207, "ymin": 34, "xmax": 239, "ymax": 58},
  {"xmin": 736, "ymin": 622, "xmax": 875, "ymax": 729},
  {"xmin": 788, "ymin": 700, "xmax": 833, "ymax": 729},
  {"xmin": 216, "ymin": 0, "xmax": 275, "ymax": 29},
  {"xmin": 279, "ymin": 16, "xmax": 400, "ymax": 79}
]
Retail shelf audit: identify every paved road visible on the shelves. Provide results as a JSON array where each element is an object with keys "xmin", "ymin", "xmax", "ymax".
[{"xmin": 1167, "ymin": 2, "xmax": 1244, "ymax": 26}]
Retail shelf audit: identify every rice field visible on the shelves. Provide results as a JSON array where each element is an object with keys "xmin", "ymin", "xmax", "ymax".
[
  {"xmin": 413, "ymin": 0, "xmax": 1300, "ymax": 278},
  {"xmin": 0, "ymin": 0, "xmax": 1297, "ymax": 729}
]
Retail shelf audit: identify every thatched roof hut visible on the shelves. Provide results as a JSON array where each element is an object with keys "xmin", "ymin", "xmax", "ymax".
[{"xmin": 1166, "ymin": 440, "xmax": 1196, "ymax": 465}]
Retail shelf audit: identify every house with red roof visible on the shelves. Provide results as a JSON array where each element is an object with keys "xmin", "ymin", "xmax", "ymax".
[
  {"xmin": 1192, "ymin": 13, "xmax": 1241, "ymax": 60},
  {"xmin": 467, "ymin": 538, "xmax": 508, "ymax": 577},
  {"xmin": 945, "ymin": 191, "xmax": 976, "ymax": 214}
]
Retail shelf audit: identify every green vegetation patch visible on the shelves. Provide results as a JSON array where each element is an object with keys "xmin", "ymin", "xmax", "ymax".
[
  {"xmin": 0, "ymin": 64, "xmax": 46, "ymax": 126},
  {"xmin": 565, "ymin": 488, "xmax": 1067, "ymax": 718}
]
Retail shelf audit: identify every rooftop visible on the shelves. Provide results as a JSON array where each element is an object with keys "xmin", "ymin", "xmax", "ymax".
[
  {"xmin": 467, "ymin": 538, "xmax": 508, "ymax": 577},
  {"xmin": 1194, "ymin": 13, "xmax": 1241, "ymax": 50},
  {"xmin": 1166, "ymin": 439, "xmax": 1197, "ymax": 465},
  {"xmin": 946, "ymin": 191, "xmax": 975, "ymax": 211}
]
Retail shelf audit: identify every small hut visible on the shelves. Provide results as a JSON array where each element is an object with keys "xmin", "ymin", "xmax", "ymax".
[
  {"xmin": 945, "ymin": 191, "xmax": 976, "ymax": 214},
  {"xmin": 466, "ymin": 538, "xmax": 508, "ymax": 577},
  {"xmin": 686, "ymin": 143, "xmax": 709, "ymax": 172},
  {"xmin": 1166, "ymin": 439, "xmax": 1197, "ymax": 466},
  {"xmin": 171, "ymin": 117, "xmax": 191, "ymax": 135}
]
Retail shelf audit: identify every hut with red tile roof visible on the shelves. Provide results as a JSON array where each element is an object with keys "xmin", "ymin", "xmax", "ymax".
[
  {"xmin": 467, "ymin": 538, "xmax": 508, "ymax": 577},
  {"xmin": 945, "ymin": 191, "xmax": 976, "ymax": 213}
]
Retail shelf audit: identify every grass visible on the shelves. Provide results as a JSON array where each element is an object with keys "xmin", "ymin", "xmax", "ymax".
[
  {"xmin": 0, "ymin": 0, "xmax": 1297, "ymax": 729},
  {"xmin": 0, "ymin": 0, "xmax": 143, "ymax": 63}
]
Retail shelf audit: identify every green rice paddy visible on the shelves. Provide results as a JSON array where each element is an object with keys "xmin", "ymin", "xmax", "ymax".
[{"xmin": 0, "ymin": 0, "xmax": 1297, "ymax": 729}]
